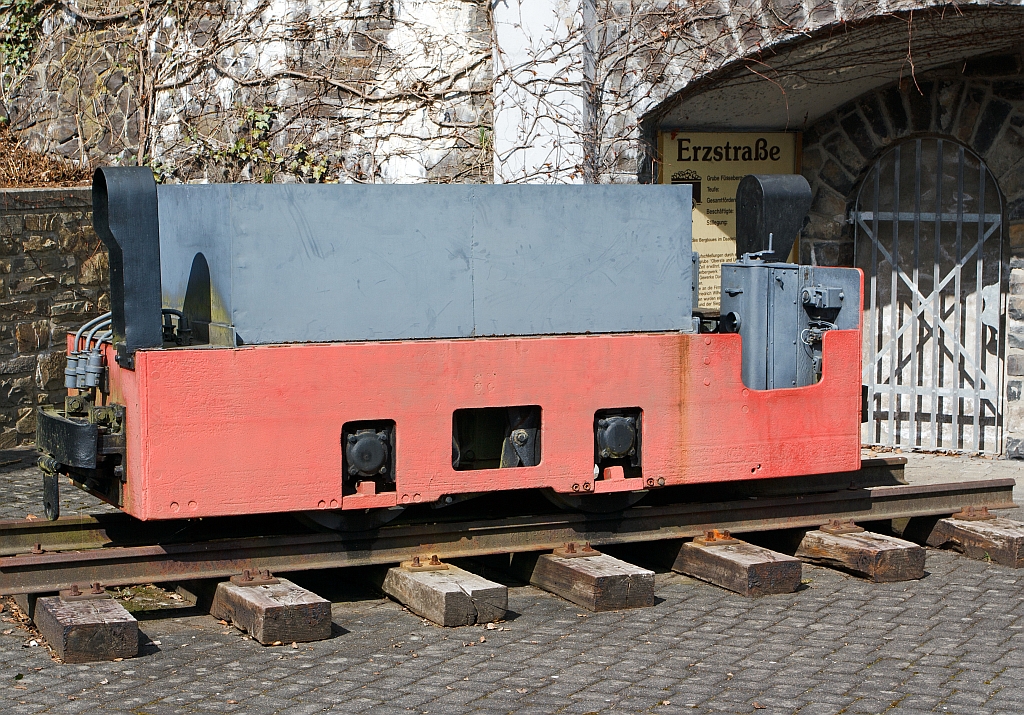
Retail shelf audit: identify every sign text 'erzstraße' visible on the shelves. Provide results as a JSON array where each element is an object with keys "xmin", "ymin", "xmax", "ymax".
[{"xmin": 676, "ymin": 137, "xmax": 784, "ymax": 163}]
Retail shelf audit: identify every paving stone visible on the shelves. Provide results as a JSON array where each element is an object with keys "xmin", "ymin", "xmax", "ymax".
[{"xmin": 1, "ymin": 454, "xmax": 1024, "ymax": 712}]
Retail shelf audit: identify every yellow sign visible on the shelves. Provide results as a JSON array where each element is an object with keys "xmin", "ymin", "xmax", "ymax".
[{"xmin": 659, "ymin": 131, "xmax": 800, "ymax": 310}]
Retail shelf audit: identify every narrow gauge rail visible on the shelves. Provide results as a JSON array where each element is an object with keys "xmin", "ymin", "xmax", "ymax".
[{"xmin": 0, "ymin": 458, "xmax": 1013, "ymax": 596}]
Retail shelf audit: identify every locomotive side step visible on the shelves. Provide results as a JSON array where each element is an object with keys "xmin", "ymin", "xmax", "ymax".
[
  {"xmin": 794, "ymin": 521, "xmax": 925, "ymax": 582},
  {"xmin": 378, "ymin": 558, "xmax": 508, "ymax": 627},
  {"xmin": 510, "ymin": 545, "xmax": 655, "ymax": 612},
  {"xmin": 672, "ymin": 531, "xmax": 802, "ymax": 596}
]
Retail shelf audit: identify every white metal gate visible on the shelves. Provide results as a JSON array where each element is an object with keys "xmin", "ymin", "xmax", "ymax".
[{"xmin": 854, "ymin": 138, "xmax": 1004, "ymax": 453}]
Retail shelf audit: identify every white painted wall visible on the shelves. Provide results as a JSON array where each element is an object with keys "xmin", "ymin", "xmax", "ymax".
[{"xmin": 492, "ymin": 0, "xmax": 590, "ymax": 183}]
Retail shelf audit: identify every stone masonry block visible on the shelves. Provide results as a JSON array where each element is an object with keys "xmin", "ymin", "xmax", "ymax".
[
  {"xmin": 3, "ymin": 375, "xmax": 34, "ymax": 405},
  {"xmin": 1008, "ymin": 353, "xmax": 1024, "ymax": 376},
  {"xmin": 1006, "ymin": 436, "xmax": 1024, "ymax": 459},
  {"xmin": 0, "ymin": 214, "xmax": 25, "ymax": 236},
  {"xmin": 15, "ymin": 321, "xmax": 49, "ymax": 352},
  {"xmin": 1010, "ymin": 265, "xmax": 1024, "ymax": 293},
  {"xmin": 23, "ymin": 214, "xmax": 56, "ymax": 232},
  {"xmin": 23, "ymin": 235, "xmax": 58, "ymax": 252},
  {"xmin": 1011, "ymin": 223, "xmax": 1024, "ymax": 250},
  {"xmin": 0, "ymin": 300, "xmax": 40, "ymax": 321},
  {"xmin": 1009, "ymin": 380, "xmax": 1022, "ymax": 402},
  {"xmin": 0, "ymin": 355, "xmax": 38, "ymax": 375},
  {"xmin": 16, "ymin": 408, "xmax": 35, "ymax": 434},
  {"xmin": 50, "ymin": 300, "xmax": 91, "ymax": 318},
  {"xmin": 36, "ymin": 350, "xmax": 66, "ymax": 389},
  {"xmin": 79, "ymin": 251, "xmax": 108, "ymax": 285}
]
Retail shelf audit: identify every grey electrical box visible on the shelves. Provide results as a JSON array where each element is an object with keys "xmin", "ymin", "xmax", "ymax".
[
  {"xmin": 723, "ymin": 173, "xmax": 860, "ymax": 391},
  {"xmin": 721, "ymin": 260, "xmax": 861, "ymax": 391}
]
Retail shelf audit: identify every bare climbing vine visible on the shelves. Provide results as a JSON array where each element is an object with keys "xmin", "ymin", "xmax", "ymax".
[
  {"xmin": 0, "ymin": 0, "xmax": 962, "ymax": 183},
  {"xmin": 1, "ymin": 0, "xmax": 493, "ymax": 183}
]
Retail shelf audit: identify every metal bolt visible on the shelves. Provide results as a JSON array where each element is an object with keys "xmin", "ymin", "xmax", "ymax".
[
  {"xmin": 347, "ymin": 435, "xmax": 358, "ymax": 444},
  {"xmin": 260, "ymin": 569, "xmax": 273, "ymax": 580},
  {"xmin": 379, "ymin": 465, "xmax": 387, "ymax": 474},
  {"xmin": 90, "ymin": 582, "xmax": 103, "ymax": 595},
  {"xmin": 721, "ymin": 530, "xmax": 731, "ymax": 539},
  {"xmin": 412, "ymin": 556, "xmax": 421, "ymax": 567},
  {"xmin": 31, "ymin": 543, "xmax": 43, "ymax": 555},
  {"xmin": 377, "ymin": 432, "xmax": 389, "ymax": 442},
  {"xmin": 628, "ymin": 448, "xmax": 636, "ymax": 456},
  {"xmin": 430, "ymin": 555, "xmax": 441, "ymax": 566},
  {"xmin": 69, "ymin": 584, "xmax": 81, "ymax": 596},
  {"xmin": 348, "ymin": 466, "xmax": 358, "ymax": 476},
  {"xmin": 511, "ymin": 429, "xmax": 529, "ymax": 446},
  {"xmin": 600, "ymin": 449, "xmax": 609, "ymax": 458},
  {"xmin": 598, "ymin": 419, "xmax": 608, "ymax": 427},
  {"xmin": 565, "ymin": 542, "xmax": 576, "ymax": 554},
  {"xmin": 445, "ymin": 496, "xmax": 453, "ymax": 504},
  {"xmin": 582, "ymin": 482, "xmax": 591, "ymax": 491},
  {"xmin": 657, "ymin": 477, "xmax": 665, "ymax": 487},
  {"xmin": 582, "ymin": 542, "xmax": 595, "ymax": 553},
  {"xmin": 240, "ymin": 569, "xmax": 253, "ymax": 582},
  {"xmin": 572, "ymin": 483, "xmax": 580, "ymax": 492},
  {"xmin": 704, "ymin": 530, "xmax": 715, "ymax": 541},
  {"xmin": 647, "ymin": 478, "xmax": 655, "ymax": 487}
]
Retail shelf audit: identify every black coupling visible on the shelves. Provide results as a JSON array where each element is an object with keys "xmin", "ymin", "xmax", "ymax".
[{"xmin": 38, "ymin": 455, "xmax": 60, "ymax": 475}]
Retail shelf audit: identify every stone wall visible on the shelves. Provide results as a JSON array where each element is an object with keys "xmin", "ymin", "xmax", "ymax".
[
  {"xmin": 798, "ymin": 56, "xmax": 1024, "ymax": 267},
  {"xmin": 0, "ymin": 188, "xmax": 107, "ymax": 446},
  {"xmin": 3, "ymin": 0, "xmax": 492, "ymax": 185}
]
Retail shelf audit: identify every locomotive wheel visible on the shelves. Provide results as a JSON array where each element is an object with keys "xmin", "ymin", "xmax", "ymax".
[
  {"xmin": 541, "ymin": 489, "xmax": 648, "ymax": 513},
  {"xmin": 298, "ymin": 506, "xmax": 406, "ymax": 532}
]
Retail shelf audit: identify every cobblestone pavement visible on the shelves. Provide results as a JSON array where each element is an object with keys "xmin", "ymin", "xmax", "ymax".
[{"xmin": 0, "ymin": 451, "xmax": 1022, "ymax": 714}]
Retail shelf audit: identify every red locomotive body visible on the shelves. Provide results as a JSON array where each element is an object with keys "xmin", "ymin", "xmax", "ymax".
[
  {"xmin": 88, "ymin": 328, "xmax": 861, "ymax": 520},
  {"xmin": 38, "ymin": 169, "xmax": 863, "ymax": 523}
]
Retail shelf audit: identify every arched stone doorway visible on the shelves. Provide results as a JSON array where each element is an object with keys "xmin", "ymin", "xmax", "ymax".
[
  {"xmin": 648, "ymin": 7, "xmax": 1024, "ymax": 455},
  {"xmin": 795, "ymin": 64, "xmax": 1022, "ymax": 454},
  {"xmin": 854, "ymin": 138, "xmax": 1004, "ymax": 453}
]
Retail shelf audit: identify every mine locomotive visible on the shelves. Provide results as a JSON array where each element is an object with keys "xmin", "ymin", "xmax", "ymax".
[{"xmin": 35, "ymin": 168, "xmax": 863, "ymax": 527}]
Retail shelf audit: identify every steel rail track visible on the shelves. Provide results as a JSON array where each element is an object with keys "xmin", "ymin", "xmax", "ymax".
[
  {"xmin": 0, "ymin": 456, "xmax": 912, "ymax": 557},
  {"xmin": 0, "ymin": 475, "xmax": 1013, "ymax": 595}
]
